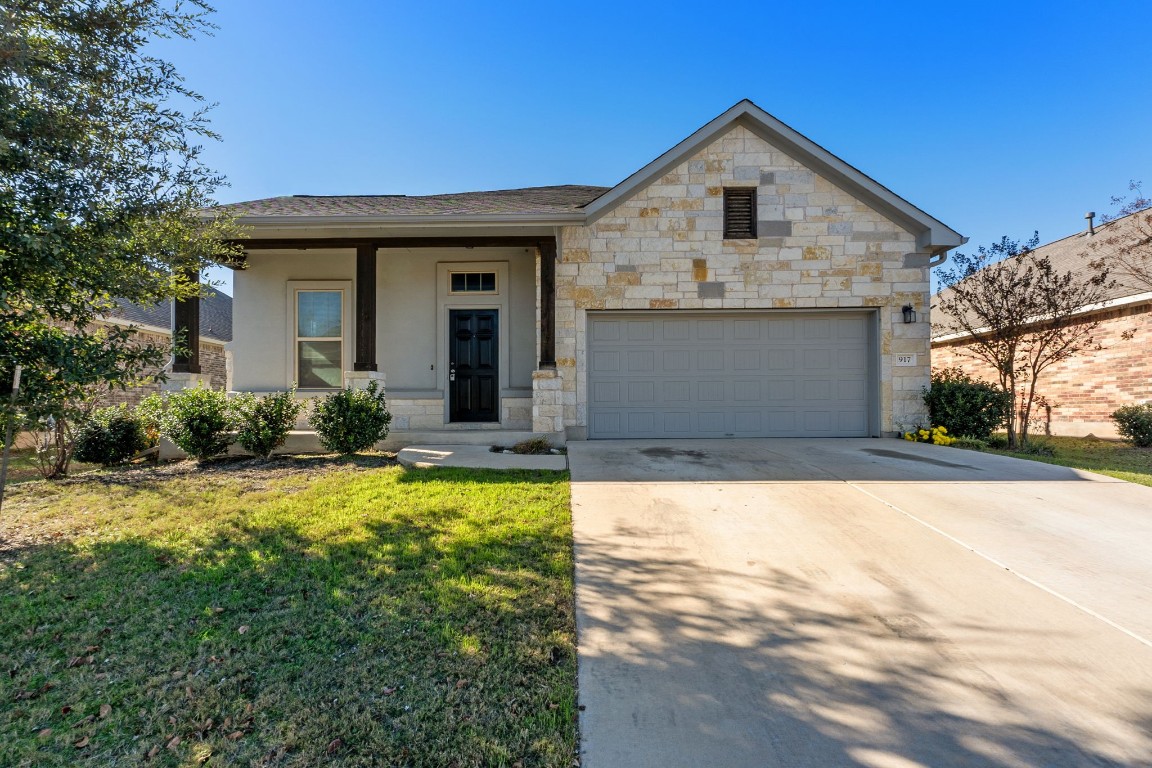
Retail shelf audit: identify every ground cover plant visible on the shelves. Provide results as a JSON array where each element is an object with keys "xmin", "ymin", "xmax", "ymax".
[
  {"xmin": 0, "ymin": 457, "xmax": 575, "ymax": 766},
  {"xmin": 983, "ymin": 435, "xmax": 1152, "ymax": 488}
]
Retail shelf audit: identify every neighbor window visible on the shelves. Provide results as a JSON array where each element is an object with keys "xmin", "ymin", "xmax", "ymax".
[
  {"xmin": 449, "ymin": 271, "xmax": 497, "ymax": 293},
  {"xmin": 295, "ymin": 289, "xmax": 343, "ymax": 388},
  {"xmin": 723, "ymin": 187, "xmax": 757, "ymax": 239}
]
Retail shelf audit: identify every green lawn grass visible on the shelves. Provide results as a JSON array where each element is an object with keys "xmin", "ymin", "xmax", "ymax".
[
  {"xmin": 0, "ymin": 457, "xmax": 575, "ymax": 767},
  {"xmin": 985, "ymin": 436, "xmax": 1152, "ymax": 487}
]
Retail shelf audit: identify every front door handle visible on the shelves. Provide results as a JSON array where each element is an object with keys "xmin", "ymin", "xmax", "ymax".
[{"xmin": 449, "ymin": 363, "xmax": 456, "ymax": 382}]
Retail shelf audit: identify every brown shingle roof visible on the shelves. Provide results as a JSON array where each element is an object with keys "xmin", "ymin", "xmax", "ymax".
[
  {"xmin": 215, "ymin": 185, "xmax": 610, "ymax": 218},
  {"xmin": 932, "ymin": 209, "xmax": 1151, "ymax": 338}
]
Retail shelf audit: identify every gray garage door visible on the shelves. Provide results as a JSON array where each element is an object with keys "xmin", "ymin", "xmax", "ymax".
[{"xmin": 587, "ymin": 311, "xmax": 874, "ymax": 439}]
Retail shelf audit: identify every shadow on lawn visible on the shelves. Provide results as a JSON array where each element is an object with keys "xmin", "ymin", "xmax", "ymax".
[
  {"xmin": 574, "ymin": 526, "xmax": 1152, "ymax": 767},
  {"xmin": 0, "ymin": 470, "xmax": 575, "ymax": 767}
]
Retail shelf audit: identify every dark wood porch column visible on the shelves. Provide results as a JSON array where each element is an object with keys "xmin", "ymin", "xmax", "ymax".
[
  {"xmin": 538, "ymin": 238, "xmax": 557, "ymax": 368},
  {"xmin": 354, "ymin": 243, "xmax": 378, "ymax": 371},
  {"xmin": 172, "ymin": 269, "xmax": 201, "ymax": 373}
]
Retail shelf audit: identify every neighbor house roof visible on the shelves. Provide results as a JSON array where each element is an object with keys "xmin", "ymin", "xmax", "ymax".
[
  {"xmin": 104, "ymin": 288, "xmax": 233, "ymax": 343},
  {"xmin": 216, "ymin": 185, "xmax": 608, "ymax": 220},
  {"xmin": 931, "ymin": 208, "xmax": 1152, "ymax": 341}
]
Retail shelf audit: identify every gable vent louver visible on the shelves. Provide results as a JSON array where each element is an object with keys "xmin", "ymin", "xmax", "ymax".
[{"xmin": 723, "ymin": 188, "xmax": 757, "ymax": 239}]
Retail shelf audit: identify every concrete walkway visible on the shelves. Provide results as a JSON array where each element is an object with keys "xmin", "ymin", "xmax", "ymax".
[
  {"xmin": 568, "ymin": 438, "xmax": 1152, "ymax": 767},
  {"xmin": 396, "ymin": 444, "xmax": 567, "ymax": 470}
]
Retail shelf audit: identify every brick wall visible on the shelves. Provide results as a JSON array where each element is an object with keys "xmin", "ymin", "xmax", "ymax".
[
  {"xmin": 553, "ymin": 124, "xmax": 931, "ymax": 434},
  {"xmin": 931, "ymin": 301, "xmax": 1152, "ymax": 437},
  {"xmin": 94, "ymin": 323, "xmax": 228, "ymax": 409}
]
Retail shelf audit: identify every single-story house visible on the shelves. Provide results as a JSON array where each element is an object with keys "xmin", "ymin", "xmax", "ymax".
[
  {"xmin": 175, "ymin": 99, "xmax": 964, "ymax": 445},
  {"xmin": 932, "ymin": 209, "xmax": 1152, "ymax": 438}
]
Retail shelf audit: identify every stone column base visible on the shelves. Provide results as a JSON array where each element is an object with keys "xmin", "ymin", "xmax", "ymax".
[
  {"xmin": 161, "ymin": 371, "xmax": 213, "ymax": 392},
  {"xmin": 343, "ymin": 370, "xmax": 387, "ymax": 390},
  {"xmin": 532, "ymin": 368, "xmax": 563, "ymax": 434}
]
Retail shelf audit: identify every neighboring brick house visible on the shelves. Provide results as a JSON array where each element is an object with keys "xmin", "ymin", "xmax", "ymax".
[
  {"xmin": 205, "ymin": 100, "xmax": 964, "ymax": 446},
  {"xmin": 98, "ymin": 289, "xmax": 232, "ymax": 407},
  {"xmin": 931, "ymin": 210, "xmax": 1152, "ymax": 438}
]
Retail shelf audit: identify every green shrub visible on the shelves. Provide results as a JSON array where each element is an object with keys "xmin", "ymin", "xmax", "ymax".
[
  {"xmin": 308, "ymin": 382, "xmax": 392, "ymax": 454},
  {"xmin": 1112, "ymin": 403, "xmax": 1152, "ymax": 447},
  {"xmin": 922, "ymin": 367, "xmax": 1011, "ymax": 440},
  {"xmin": 950, "ymin": 436, "xmax": 988, "ymax": 451},
  {"xmin": 135, "ymin": 392, "xmax": 166, "ymax": 447},
  {"xmin": 1015, "ymin": 439, "xmax": 1055, "ymax": 457},
  {"xmin": 232, "ymin": 389, "xmax": 304, "ymax": 459},
  {"xmin": 161, "ymin": 386, "xmax": 234, "ymax": 461},
  {"xmin": 986, "ymin": 433, "xmax": 1009, "ymax": 450},
  {"xmin": 73, "ymin": 405, "xmax": 147, "ymax": 466}
]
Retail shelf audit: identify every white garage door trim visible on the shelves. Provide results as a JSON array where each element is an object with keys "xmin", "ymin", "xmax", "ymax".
[{"xmin": 585, "ymin": 309, "xmax": 879, "ymax": 439}]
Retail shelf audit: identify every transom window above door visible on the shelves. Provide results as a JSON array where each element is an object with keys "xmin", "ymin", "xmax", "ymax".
[
  {"xmin": 295, "ymin": 289, "xmax": 343, "ymax": 388},
  {"xmin": 449, "ymin": 271, "xmax": 497, "ymax": 293}
]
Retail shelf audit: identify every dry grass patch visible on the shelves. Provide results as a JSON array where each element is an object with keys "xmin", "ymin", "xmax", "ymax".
[{"xmin": 0, "ymin": 458, "xmax": 574, "ymax": 767}]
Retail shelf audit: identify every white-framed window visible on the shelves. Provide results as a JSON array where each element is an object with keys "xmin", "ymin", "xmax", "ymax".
[
  {"xmin": 449, "ymin": 270, "xmax": 498, "ymax": 294},
  {"xmin": 291, "ymin": 286, "xmax": 346, "ymax": 389}
]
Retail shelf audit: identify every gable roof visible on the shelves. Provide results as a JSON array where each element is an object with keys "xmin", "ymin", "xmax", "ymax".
[
  {"xmin": 104, "ymin": 288, "xmax": 233, "ymax": 343},
  {"xmin": 931, "ymin": 208, "xmax": 1152, "ymax": 340},
  {"xmin": 584, "ymin": 99, "xmax": 965, "ymax": 254},
  {"xmin": 213, "ymin": 100, "xmax": 962, "ymax": 253},
  {"xmin": 216, "ymin": 185, "xmax": 607, "ymax": 222}
]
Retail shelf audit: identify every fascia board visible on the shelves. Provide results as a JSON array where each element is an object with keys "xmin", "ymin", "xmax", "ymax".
[
  {"xmin": 226, "ymin": 213, "xmax": 586, "ymax": 228},
  {"xmin": 583, "ymin": 100, "xmax": 965, "ymax": 252}
]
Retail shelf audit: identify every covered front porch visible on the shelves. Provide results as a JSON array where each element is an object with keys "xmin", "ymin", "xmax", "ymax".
[{"xmin": 170, "ymin": 233, "xmax": 565, "ymax": 449}]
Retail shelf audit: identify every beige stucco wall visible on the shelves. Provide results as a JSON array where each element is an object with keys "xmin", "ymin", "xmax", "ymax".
[
  {"xmin": 231, "ymin": 246, "xmax": 537, "ymax": 413},
  {"xmin": 551, "ymin": 124, "xmax": 931, "ymax": 436}
]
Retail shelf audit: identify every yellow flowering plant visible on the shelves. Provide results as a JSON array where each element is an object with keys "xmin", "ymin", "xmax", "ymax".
[{"xmin": 903, "ymin": 425, "xmax": 954, "ymax": 446}]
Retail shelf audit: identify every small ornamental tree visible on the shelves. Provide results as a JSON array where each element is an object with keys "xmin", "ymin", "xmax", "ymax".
[
  {"xmin": 1, "ymin": 1, "xmax": 241, "ymax": 476},
  {"xmin": 935, "ymin": 234, "xmax": 1117, "ymax": 448},
  {"xmin": 309, "ymin": 382, "xmax": 392, "ymax": 455},
  {"xmin": 1088, "ymin": 181, "xmax": 1152, "ymax": 291}
]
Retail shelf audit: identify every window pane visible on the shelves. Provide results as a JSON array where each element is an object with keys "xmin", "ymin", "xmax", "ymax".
[
  {"xmin": 298, "ymin": 341, "xmax": 342, "ymax": 388},
  {"xmin": 451, "ymin": 273, "xmax": 466, "ymax": 292},
  {"xmin": 297, "ymin": 291, "xmax": 342, "ymax": 337},
  {"xmin": 481, "ymin": 272, "xmax": 495, "ymax": 291},
  {"xmin": 449, "ymin": 272, "xmax": 497, "ymax": 293}
]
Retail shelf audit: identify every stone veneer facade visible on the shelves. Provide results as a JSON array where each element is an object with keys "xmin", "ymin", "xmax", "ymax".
[
  {"xmin": 932, "ymin": 301, "xmax": 1152, "ymax": 438},
  {"xmin": 539, "ymin": 125, "xmax": 932, "ymax": 436}
]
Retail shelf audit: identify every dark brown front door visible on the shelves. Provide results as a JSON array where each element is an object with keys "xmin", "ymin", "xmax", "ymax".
[{"xmin": 449, "ymin": 309, "xmax": 498, "ymax": 422}]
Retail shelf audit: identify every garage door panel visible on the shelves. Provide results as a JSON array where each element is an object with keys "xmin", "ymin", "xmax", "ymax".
[
  {"xmin": 662, "ymin": 320, "xmax": 690, "ymax": 340},
  {"xmin": 592, "ymin": 381, "xmax": 622, "ymax": 403},
  {"xmin": 663, "ymin": 350, "xmax": 691, "ymax": 371},
  {"xmin": 698, "ymin": 412, "xmax": 726, "ymax": 432},
  {"xmin": 698, "ymin": 381, "xmax": 726, "ymax": 401},
  {"xmin": 587, "ymin": 312, "xmax": 873, "ymax": 439},
  {"xmin": 591, "ymin": 350, "xmax": 621, "ymax": 372},
  {"xmin": 698, "ymin": 320, "xmax": 724, "ymax": 340},
  {"xmin": 698, "ymin": 349, "xmax": 725, "ymax": 370},
  {"xmin": 734, "ymin": 349, "xmax": 761, "ymax": 370},
  {"xmin": 628, "ymin": 381, "xmax": 655, "ymax": 403}
]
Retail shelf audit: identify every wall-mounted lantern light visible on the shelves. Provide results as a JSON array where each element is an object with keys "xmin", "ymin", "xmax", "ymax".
[{"xmin": 901, "ymin": 304, "xmax": 917, "ymax": 324}]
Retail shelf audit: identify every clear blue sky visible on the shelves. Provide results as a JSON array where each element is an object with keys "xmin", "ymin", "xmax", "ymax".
[{"xmin": 160, "ymin": 1, "xmax": 1152, "ymax": 295}]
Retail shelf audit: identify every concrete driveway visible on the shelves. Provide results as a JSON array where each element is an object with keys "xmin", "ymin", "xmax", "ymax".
[{"xmin": 567, "ymin": 439, "xmax": 1152, "ymax": 767}]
